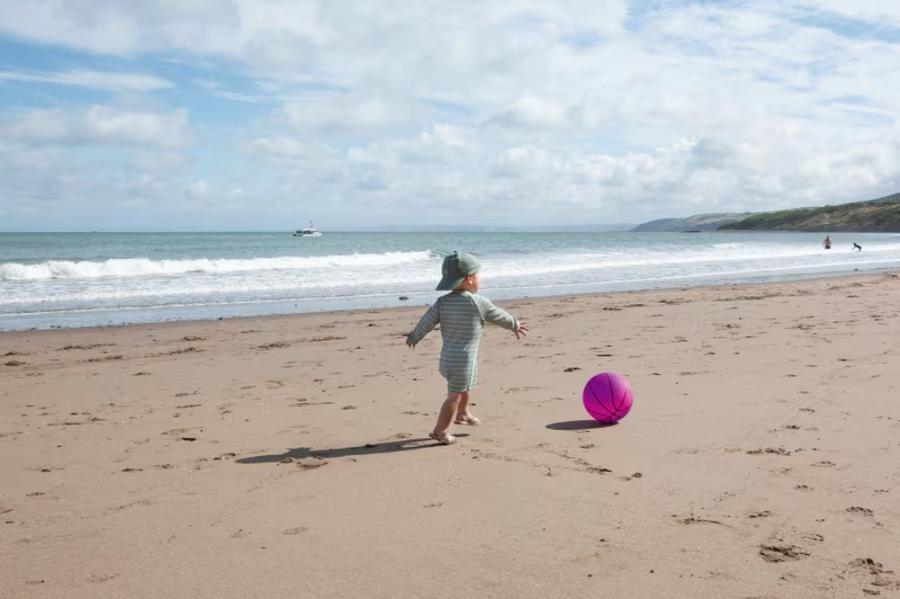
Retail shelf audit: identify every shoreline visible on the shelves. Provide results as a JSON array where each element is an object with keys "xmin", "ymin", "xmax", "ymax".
[
  {"xmin": 2, "ymin": 267, "xmax": 897, "ymax": 335},
  {"xmin": 3, "ymin": 270, "xmax": 900, "ymax": 597},
  {"xmin": 5, "ymin": 227, "xmax": 899, "ymax": 332}
]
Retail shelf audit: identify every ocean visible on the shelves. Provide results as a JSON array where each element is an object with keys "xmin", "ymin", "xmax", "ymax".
[{"xmin": 2, "ymin": 230, "xmax": 899, "ymax": 331}]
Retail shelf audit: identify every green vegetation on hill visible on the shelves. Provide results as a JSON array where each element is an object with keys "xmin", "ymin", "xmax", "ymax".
[
  {"xmin": 631, "ymin": 212, "xmax": 751, "ymax": 232},
  {"xmin": 633, "ymin": 192, "xmax": 900, "ymax": 233},
  {"xmin": 720, "ymin": 192, "xmax": 900, "ymax": 232}
]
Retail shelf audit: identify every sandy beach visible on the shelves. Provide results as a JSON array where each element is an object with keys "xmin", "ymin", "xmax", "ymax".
[{"xmin": 2, "ymin": 273, "xmax": 899, "ymax": 598}]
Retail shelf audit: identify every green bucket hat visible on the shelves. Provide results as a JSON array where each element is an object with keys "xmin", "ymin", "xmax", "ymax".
[{"xmin": 436, "ymin": 251, "xmax": 481, "ymax": 291}]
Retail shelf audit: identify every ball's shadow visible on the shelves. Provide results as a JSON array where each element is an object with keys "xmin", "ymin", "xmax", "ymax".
[{"xmin": 546, "ymin": 419, "xmax": 618, "ymax": 431}]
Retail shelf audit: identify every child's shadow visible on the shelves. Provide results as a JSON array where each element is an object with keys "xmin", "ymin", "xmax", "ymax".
[
  {"xmin": 546, "ymin": 420, "xmax": 617, "ymax": 431},
  {"xmin": 236, "ymin": 434, "xmax": 471, "ymax": 464}
]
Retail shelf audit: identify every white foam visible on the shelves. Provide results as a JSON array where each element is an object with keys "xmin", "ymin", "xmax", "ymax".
[
  {"xmin": 485, "ymin": 240, "xmax": 900, "ymax": 279},
  {"xmin": 0, "ymin": 250, "xmax": 435, "ymax": 281},
  {"xmin": 4, "ymin": 235, "xmax": 900, "ymax": 326}
]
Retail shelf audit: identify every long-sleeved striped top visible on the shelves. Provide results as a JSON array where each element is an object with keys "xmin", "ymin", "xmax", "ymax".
[{"xmin": 407, "ymin": 291, "xmax": 518, "ymax": 392}]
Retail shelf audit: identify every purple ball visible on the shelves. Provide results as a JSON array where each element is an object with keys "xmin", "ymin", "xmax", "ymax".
[{"xmin": 582, "ymin": 372, "xmax": 633, "ymax": 423}]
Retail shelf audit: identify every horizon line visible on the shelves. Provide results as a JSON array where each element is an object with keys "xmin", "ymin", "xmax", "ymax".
[{"xmin": 0, "ymin": 227, "xmax": 639, "ymax": 234}]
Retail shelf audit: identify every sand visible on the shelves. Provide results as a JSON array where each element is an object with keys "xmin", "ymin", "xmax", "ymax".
[{"xmin": 2, "ymin": 272, "xmax": 900, "ymax": 598}]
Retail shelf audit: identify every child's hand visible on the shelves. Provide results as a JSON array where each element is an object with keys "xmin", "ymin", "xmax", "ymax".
[
  {"xmin": 405, "ymin": 335, "xmax": 416, "ymax": 349},
  {"xmin": 514, "ymin": 321, "xmax": 528, "ymax": 339}
]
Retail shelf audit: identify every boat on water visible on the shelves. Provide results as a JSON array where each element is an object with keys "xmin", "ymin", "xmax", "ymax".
[{"xmin": 293, "ymin": 222, "xmax": 322, "ymax": 237}]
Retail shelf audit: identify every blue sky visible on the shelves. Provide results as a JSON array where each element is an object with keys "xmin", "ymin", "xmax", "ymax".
[{"xmin": 1, "ymin": 0, "xmax": 899, "ymax": 231}]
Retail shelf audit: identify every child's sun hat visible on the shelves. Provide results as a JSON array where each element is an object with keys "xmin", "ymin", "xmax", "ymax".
[{"xmin": 436, "ymin": 251, "xmax": 481, "ymax": 290}]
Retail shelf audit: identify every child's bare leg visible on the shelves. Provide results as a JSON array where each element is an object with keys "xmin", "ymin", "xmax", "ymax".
[
  {"xmin": 455, "ymin": 391, "xmax": 480, "ymax": 425},
  {"xmin": 431, "ymin": 392, "xmax": 461, "ymax": 443}
]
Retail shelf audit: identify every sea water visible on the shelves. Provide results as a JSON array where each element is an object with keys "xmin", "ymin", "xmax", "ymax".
[{"xmin": 2, "ymin": 231, "xmax": 899, "ymax": 330}]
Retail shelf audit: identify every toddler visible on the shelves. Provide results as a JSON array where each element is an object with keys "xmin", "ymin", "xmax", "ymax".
[{"xmin": 406, "ymin": 251, "xmax": 527, "ymax": 444}]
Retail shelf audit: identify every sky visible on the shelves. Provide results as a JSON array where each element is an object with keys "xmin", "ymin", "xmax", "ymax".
[{"xmin": 1, "ymin": 0, "xmax": 900, "ymax": 231}]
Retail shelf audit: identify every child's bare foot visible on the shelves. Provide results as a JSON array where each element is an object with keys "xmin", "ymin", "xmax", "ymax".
[
  {"xmin": 429, "ymin": 431, "xmax": 456, "ymax": 445},
  {"xmin": 454, "ymin": 414, "xmax": 481, "ymax": 426}
]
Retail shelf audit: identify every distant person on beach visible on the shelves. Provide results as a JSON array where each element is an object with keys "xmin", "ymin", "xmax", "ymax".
[
  {"xmin": 853, "ymin": 242, "xmax": 862, "ymax": 251},
  {"xmin": 823, "ymin": 235, "xmax": 831, "ymax": 249},
  {"xmin": 406, "ymin": 251, "xmax": 528, "ymax": 445}
]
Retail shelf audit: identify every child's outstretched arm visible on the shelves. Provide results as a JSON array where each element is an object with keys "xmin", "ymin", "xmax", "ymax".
[
  {"xmin": 473, "ymin": 296, "xmax": 528, "ymax": 339},
  {"xmin": 406, "ymin": 301, "xmax": 440, "ymax": 348}
]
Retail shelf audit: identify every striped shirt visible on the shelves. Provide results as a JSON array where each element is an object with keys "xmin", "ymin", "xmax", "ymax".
[{"xmin": 407, "ymin": 291, "xmax": 518, "ymax": 392}]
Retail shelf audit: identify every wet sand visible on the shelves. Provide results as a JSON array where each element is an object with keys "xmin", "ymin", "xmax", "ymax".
[{"xmin": 2, "ymin": 272, "xmax": 900, "ymax": 598}]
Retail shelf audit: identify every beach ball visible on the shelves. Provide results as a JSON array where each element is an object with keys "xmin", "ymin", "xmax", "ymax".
[{"xmin": 582, "ymin": 372, "xmax": 633, "ymax": 423}]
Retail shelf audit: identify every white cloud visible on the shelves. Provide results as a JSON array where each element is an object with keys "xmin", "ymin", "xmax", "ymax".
[
  {"xmin": 275, "ymin": 93, "xmax": 434, "ymax": 137},
  {"xmin": 0, "ymin": 0, "xmax": 324, "ymax": 63},
  {"xmin": 85, "ymin": 106, "xmax": 189, "ymax": 147},
  {"xmin": 420, "ymin": 124, "xmax": 472, "ymax": 149},
  {"xmin": 252, "ymin": 136, "xmax": 307, "ymax": 159},
  {"xmin": 487, "ymin": 94, "xmax": 571, "ymax": 129},
  {"xmin": 494, "ymin": 145, "xmax": 556, "ymax": 175},
  {"xmin": 186, "ymin": 179, "xmax": 209, "ymax": 199},
  {"xmin": 3, "ymin": 106, "xmax": 190, "ymax": 148},
  {"xmin": 787, "ymin": 0, "xmax": 900, "ymax": 26},
  {"xmin": 2, "ymin": 0, "xmax": 900, "ymax": 228},
  {"xmin": 0, "ymin": 68, "xmax": 172, "ymax": 91}
]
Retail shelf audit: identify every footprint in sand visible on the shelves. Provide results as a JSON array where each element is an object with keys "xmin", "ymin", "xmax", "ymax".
[
  {"xmin": 674, "ymin": 513, "xmax": 728, "ymax": 526},
  {"xmin": 165, "ymin": 346, "xmax": 203, "ymax": 356},
  {"xmin": 59, "ymin": 343, "xmax": 114, "ymax": 351},
  {"xmin": 748, "ymin": 510, "xmax": 772, "ymax": 519},
  {"xmin": 759, "ymin": 544, "xmax": 809, "ymax": 562},
  {"xmin": 305, "ymin": 335, "xmax": 347, "ymax": 343},
  {"xmin": 258, "ymin": 342, "xmax": 290, "ymax": 350},
  {"xmin": 847, "ymin": 558, "xmax": 900, "ymax": 592},
  {"xmin": 800, "ymin": 532, "xmax": 824, "ymax": 543},
  {"xmin": 746, "ymin": 447, "xmax": 792, "ymax": 456}
]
